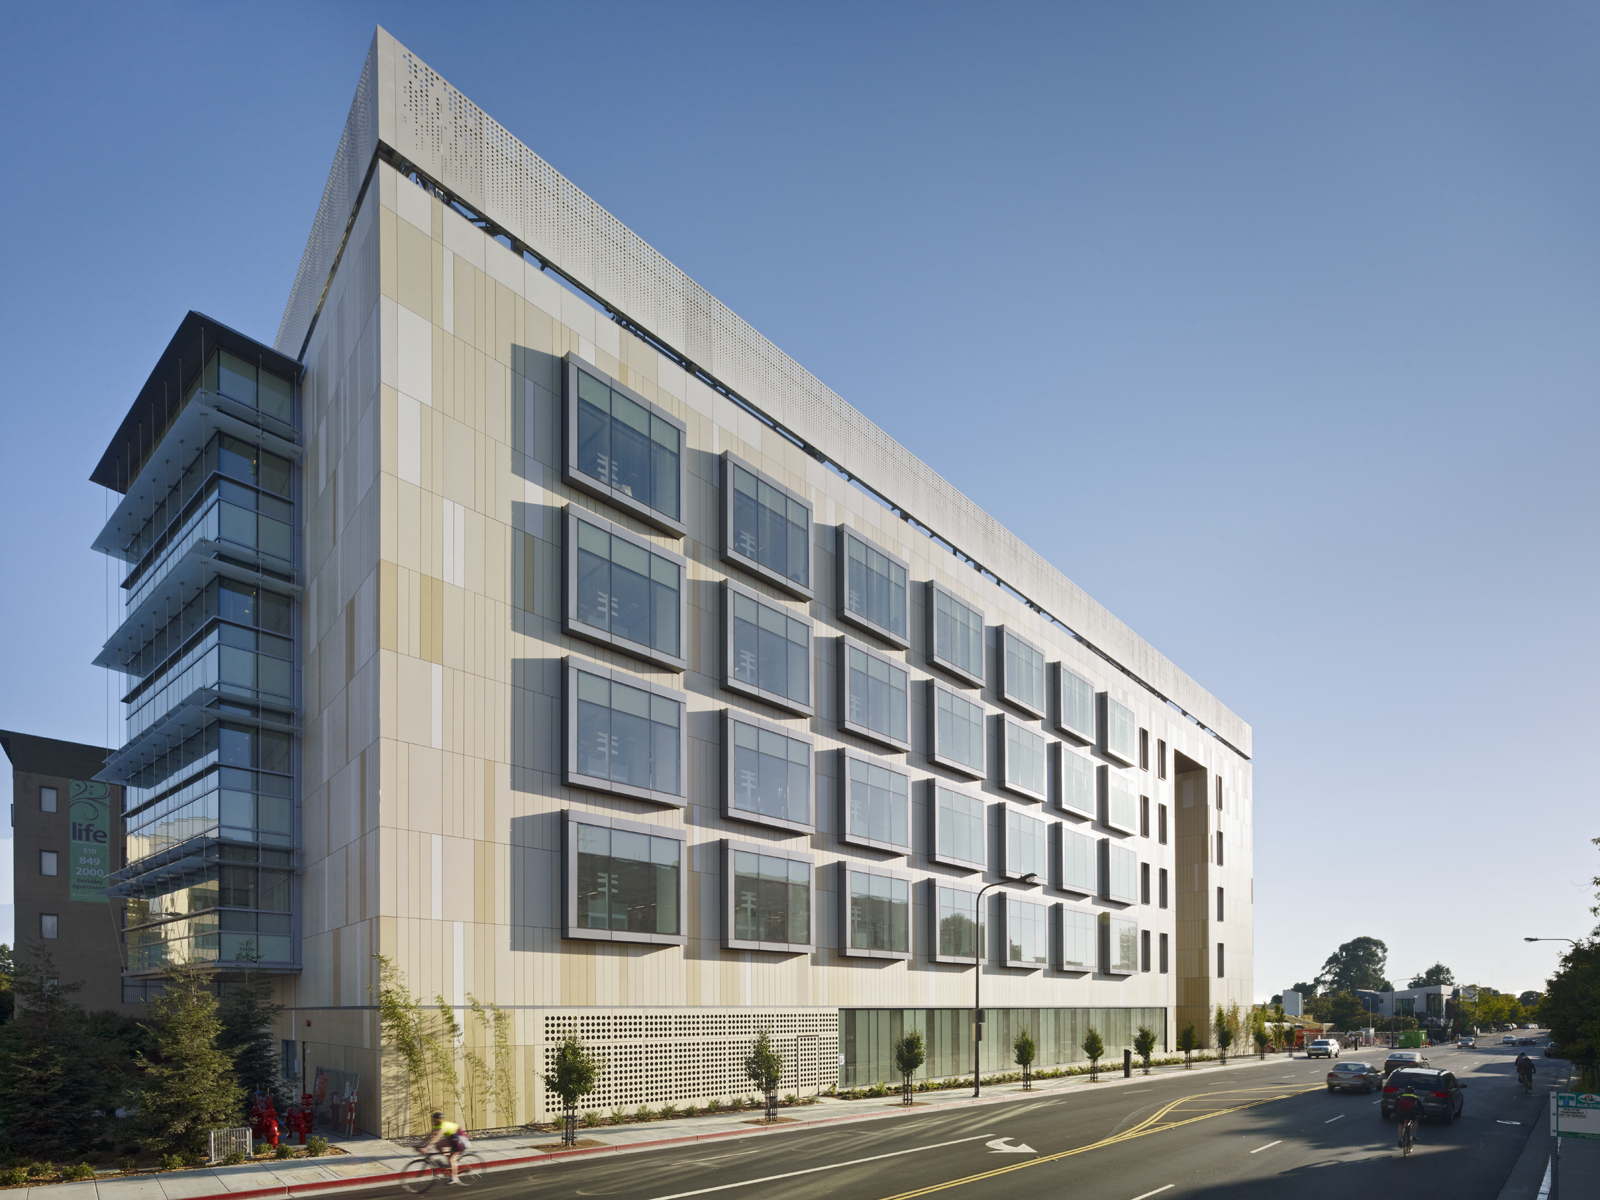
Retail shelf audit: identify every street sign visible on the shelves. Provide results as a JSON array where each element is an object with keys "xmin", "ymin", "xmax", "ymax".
[{"xmin": 1552, "ymin": 1092, "xmax": 1600, "ymax": 1140}]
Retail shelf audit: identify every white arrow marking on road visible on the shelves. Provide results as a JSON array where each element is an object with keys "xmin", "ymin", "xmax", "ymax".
[
  {"xmin": 1130, "ymin": 1188, "xmax": 1174, "ymax": 1200},
  {"xmin": 1250, "ymin": 1140, "xmax": 1283, "ymax": 1154},
  {"xmin": 986, "ymin": 1137, "xmax": 1036, "ymax": 1154},
  {"xmin": 1498, "ymin": 1120, "xmax": 1522, "ymax": 1125}
]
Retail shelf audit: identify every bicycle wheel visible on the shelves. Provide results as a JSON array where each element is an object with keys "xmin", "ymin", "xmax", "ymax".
[
  {"xmin": 400, "ymin": 1157, "xmax": 439, "ymax": 1194},
  {"xmin": 453, "ymin": 1153, "xmax": 485, "ymax": 1186}
]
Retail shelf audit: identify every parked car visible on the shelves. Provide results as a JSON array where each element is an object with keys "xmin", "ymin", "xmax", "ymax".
[
  {"xmin": 1327, "ymin": 1061, "xmax": 1382, "ymax": 1093},
  {"xmin": 1514, "ymin": 1036, "xmax": 1539, "ymax": 1046},
  {"xmin": 1545, "ymin": 1043, "xmax": 1567, "ymax": 1058},
  {"xmin": 1381, "ymin": 1069, "xmax": 1467, "ymax": 1123},
  {"xmin": 1384, "ymin": 1051, "xmax": 1429, "ymax": 1076},
  {"xmin": 1458, "ymin": 1035, "xmax": 1476, "ymax": 1048},
  {"xmin": 1307, "ymin": 1039, "xmax": 1341, "ymax": 1059}
]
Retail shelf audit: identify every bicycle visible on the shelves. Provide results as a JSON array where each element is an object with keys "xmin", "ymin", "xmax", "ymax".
[
  {"xmin": 399, "ymin": 1149, "xmax": 484, "ymax": 1193},
  {"xmin": 1519, "ymin": 1069, "xmax": 1533, "ymax": 1094},
  {"xmin": 1398, "ymin": 1116, "xmax": 1417, "ymax": 1157}
]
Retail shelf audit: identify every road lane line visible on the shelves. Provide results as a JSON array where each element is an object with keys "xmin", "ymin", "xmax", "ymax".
[
  {"xmin": 1130, "ymin": 1188, "xmax": 1174, "ymax": 1200},
  {"xmin": 1325, "ymin": 1115, "xmax": 1344, "ymax": 1123},
  {"xmin": 1249, "ymin": 1141, "xmax": 1282, "ymax": 1154},
  {"xmin": 637, "ymin": 1134, "xmax": 996, "ymax": 1200}
]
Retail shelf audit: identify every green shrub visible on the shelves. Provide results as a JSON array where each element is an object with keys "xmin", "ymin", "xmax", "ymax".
[
  {"xmin": 0, "ymin": 1168, "xmax": 27, "ymax": 1187},
  {"xmin": 306, "ymin": 1137, "xmax": 329, "ymax": 1158},
  {"xmin": 63, "ymin": 1163, "xmax": 96, "ymax": 1182},
  {"xmin": 783, "ymin": 1093, "xmax": 797, "ymax": 1107},
  {"xmin": 609, "ymin": 1107, "xmax": 626, "ymax": 1125},
  {"xmin": 274, "ymin": 1143, "xmax": 294, "ymax": 1160},
  {"xmin": 26, "ymin": 1164, "xmax": 50, "ymax": 1179},
  {"xmin": 159, "ymin": 1154, "xmax": 186, "ymax": 1172},
  {"xmin": 223, "ymin": 1151, "xmax": 247, "ymax": 1166},
  {"xmin": 581, "ymin": 1111, "xmax": 602, "ymax": 1128},
  {"xmin": 682, "ymin": 1105, "xmax": 699, "ymax": 1118},
  {"xmin": 707, "ymin": 1099, "xmax": 722, "ymax": 1113},
  {"xmin": 116, "ymin": 1156, "xmax": 138, "ymax": 1173},
  {"xmin": 634, "ymin": 1105, "xmax": 653, "ymax": 1122},
  {"xmin": 659, "ymin": 1103, "xmax": 678, "ymax": 1120}
]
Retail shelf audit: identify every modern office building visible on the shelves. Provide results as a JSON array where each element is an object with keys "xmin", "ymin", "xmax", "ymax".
[{"xmin": 91, "ymin": 28, "xmax": 1253, "ymax": 1135}]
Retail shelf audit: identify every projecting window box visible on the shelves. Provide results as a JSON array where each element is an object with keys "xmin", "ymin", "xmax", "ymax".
[
  {"xmin": 1101, "ymin": 692, "xmax": 1138, "ymax": 767},
  {"xmin": 1002, "ymin": 807, "xmax": 1048, "ymax": 883},
  {"xmin": 1003, "ymin": 894, "xmax": 1049, "ymax": 970},
  {"xmin": 721, "ymin": 452, "xmax": 814, "ymax": 601},
  {"xmin": 1057, "ymin": 904, "xmax": 1095, "ymax": 971},
  {"xmin": 562, "ymin": 658, "xmax": 687, "ymax": 809},
  {"xmin": 560, "ymin": 811, "xmax": 686, "ymax": 948},
  {"xmin": 563, "ymin": 507, "xmax": 688, "ymax": 672},
  {"xmin": 1099, "ymin": 838, "xmax": 1139, "ymax": 905},
  {"xmin": 926, "ymin": 582, "xmax": 985, "ymax": 689},
  {"xmin": 1056, "ymin": 822, "xmax": 1097, "ymax": 895},
  {"xmin": 562, "ymin": 353, "xmax": 687, "ymax": 538},
  {"xmin": 1100, "ymin": 911, "xmax": 1139, "ymax": 976},
  {"xmin": 928, "ymin": 680, "xmax": 986, "ymax": 780},
  {"xmin": 721, "ymin": 840, "xmax": 814, "ymax": 955},
  {"xmin": 838, "ymin": 635, "xmax": 911, "ymax": 753},
  {"xmin": 721, "ymin": 579, "xmax": 814, "ymax": 719},
  {"xmin": 1056, "ymin": 664, "xmax": 1096, "ymax": 744},
  {"xmin": 1100, "ymin": 765, "xmax": 1139, "ymax": 835},
  {"xmin": 929, "ymin": 880, "xmax": 986, "ymax": 965},
  {"xmin": 927, "ymin": 782, "xmax": 987, "ymax": 873},
  {"xmin": 837, "ymin": 748, "xmax": 911, "ymax": 855},
  {"xmin": 837, "ymin": 525, "xmax": 910, "ymax": 650},
  {"xmin": 838, "ymin": 863, "xmax": 913, "ymax": 961},
  {"xmin": 998, "ymin": 627, "xmax": 1047, "ymax": 719},
  {"xmin": 1058, "ymin": 745, "xmax": 1096, "ymax": 820},
  {"xmin": 997, "ymin": 713, "xmax": 1047, "ymax": 803},
  {"xmin": 721, "ymin": 710, "xmax": 814, "ymax": 836}
]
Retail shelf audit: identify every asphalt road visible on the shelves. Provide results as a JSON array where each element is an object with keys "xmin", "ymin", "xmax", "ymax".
[{"xmin": 367, "ymin": 1042, "xmax": 1573, "ymax": 1200}]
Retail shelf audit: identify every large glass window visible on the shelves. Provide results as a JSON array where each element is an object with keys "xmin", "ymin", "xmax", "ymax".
[
  {"xmin": 1102, "ymin": 912, "xmax": 1139, "ymax": 975},
  {"xmin": 1104, "ymin": 769, "xmax": 1138, "ymax": 834},
  {"xmin": 1000, "ymin": 629, "xmax": 1045, "ymax": 717},
  {"xmin": 1001, "ymin": 716, "xmax": 1046, "ymax": 801},
  {"xmin": 727, "ymin": 716, "xmax": 812, "ymax": 831},
  {"xmin": 730, "ymin": 849, "xmax": 811, "ymax": 949},
  {"xmin": 840, "ymin": 529, "xmax": 908, "ymax": 646},
  {"xmin": 570, "ymin": 512, "xmax": 684, "ymax": 667},
  {"xmin": 1005, "ymin": 896, "xmax": 1048, "ymax": 967},
  {"xmin": 842, "ymin": 640, "xmax": 909, "ymax": 749},
  {"xmin": 726, "ymin": 456, "xmax": 811, "ymax": 595},
  {"xmin": 1060, "ymin": 906, "xmax": 1094, "ymax": 968},
  {"xmin": 1060, "ymin": 825, "xmax": 1095, "ymax": 893},
  {"xmin": 1060, "ymin": 749, "xmax": 1095, "ymax": 818},
  {"xmin": 845, "ymin": 868, "xmax": 910, "ymax": 957},
  {"xmin": 725, "ymin": 583, "xmax": 811, "ymax": 714},
  {"xmin": 1101, "ymin": 839, "xmax": 1138, "ymax": 904},
  {"xmin": 572, "ymin": 363, "xmax": 681, "ymax": 524},
  {"xmin": 202, "ymin": 350, "xmax": 293, "ymax": 424},
  {"xmin": 842, "ymin": 754, "xmax": 910, "ymax": 852},
  {"xmin": 1105, "ymin": 696, "xmax": 1138, "ymax": 764},
  {"xmin": 1005, "ymin": 809, "xmax": 1048, "ymax": 880},
  {"xmin": 934, "ymin": 884, "xmax": 984, "ymax": 962},
  {"xmin": 1059, "ymin": 667, "xmax": 1095, "ymax": 742},
  {"xmin": 569, "ymin": 666, "xmax": 683, "ymax": 803},
  {"xmin": 931, "ymin": 785, "xmax": 986, "ymax": 870},
  {"xmin": 930, "ymin": 584, "xmax": 984, "ymax": 686},
  {"xmin": 574, "ymin": 823, "xmax": 681, "ymax": 937},
  {"xmin": 931, "ymin": 683, "xmax": 985, "ymax": 778}
]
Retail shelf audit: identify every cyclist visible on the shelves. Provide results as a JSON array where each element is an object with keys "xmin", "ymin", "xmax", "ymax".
[
  {"xmin": 1395, "ymin": 1081, "xmax": 1424, "ymax": 1149},
  {"xmin": 419, "ymin": 1111, "xmax": 469, "ymax": 1184},
  {"xmin": 1516, "ymin": 1053, "xmax": 1536, "ymax": 1091}
]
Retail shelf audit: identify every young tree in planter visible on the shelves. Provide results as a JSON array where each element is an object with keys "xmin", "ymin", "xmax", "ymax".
[
  {"xmin": 1177, "ymin": 1022, "xmax": 1198, "ymax": 1069},
  {"xmin": 1133, "ymin": 1025, "xmax": 1157, "ymax": 1076},
  {"xmin": 1081, "ymin": 1027, "xmax": 1104, "ymax": 1082},
  {"xmin": 892, "ymin": 1029, "xmax": 925, "ymax": 1106},
  {"xmin": 541, "ymin": 1035, "xmax": 602, "ymax": 1146},
  {"xmin": 1253, "ymin": 1022, "xmax": 1270, "ymax": 1059},
  {"xmin": 138, "ymin": 959, "xmax": 244, "ymax": 1161},
  {"xmin": 745, "ymin": 1030, "xmax": 784, "ymax": 1121},
  {"xmin": 1013, "ymin": 1027, "xmax": 1037, "ymax": 1091},
  {"xmin": 1213, "ymin": 1004, "xmax": 1235, "ymax": 1065}
]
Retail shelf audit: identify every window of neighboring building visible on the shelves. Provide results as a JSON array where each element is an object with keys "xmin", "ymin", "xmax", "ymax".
[
  {"xmin": 1104, "ymin": 696, "xmax": 1138, "ymax": 765},
  {"xmin": 1100, "ymin": 839, "xmax": 1138, "ymax": 904},
  {"xmin": 841, "ymin": 866, "xmax": 911, "ymax": 959},
  {"xmin": 564, "ymin": 355, "xmax": 686, "ymax": 535},
  {"xmin": 1101, "ymin": 912, "xmax": 1138, "ymax": 975},
  {"xmin": 722, "ymin": 453, "xmax": 813, "ymax": 599},
  {"xmin": 565, "ymin": 661, "xmax": 686, "ymax": 807},
  {"xmin": 999, "ymin": 715, "xmax": 1047, "ymax": 802},
  {"xmin": 1059, "ymin": 905, "xmax": 1094, "ymax": 969},
  {"xmin": 999, "ymin": 628, "xmax": 1045, "ymax": 718},
  {"xmin": 839, "ymin": 527, "xmax": 909, "ymax": 648},
  {"xmin": 724, "ymin": 842, "xmax": 812, "ymax": 953},
  {"xmin": 564, "ymin": 814, "xmax": 685, "ymax": 946},
  {"xmin": 1141, "ymin": 929, "xmax": 1152, "ymax": 972},
  {"xmin": 1158, "ymin": 867, "xmax": 1169, "ymax": 909},
  {"xmin": 928, "ymin": 583, "xmax": 984, "ymax": 687},
  {"xmin": 1218, "ymin": 942, "xmax": 1226, "ymax": 977},
  {"xmin": 929, "ymin": 785, "xmax": 986, "ymax": 871},
  {"xmin": 840, "ymin": 637, "xmax": 910, "ymax": 751},
  {"xmin": 1005, "ymin": 895, "xmax": 1049, "ymax": 968},
  {"xmin": 566, "ymin": 509, "xmax": 687, "ymax": 671},
  {"xmin": 1004, "ymin": 808, "xmax": 1048, "ymax": 881},
  {"xmin": 1060, "ymin": 824, "xmax": 1096, "ymax": 894},
  {"xmin": 1157, "ymin": 738, "xmax": 1167, "ymax": 780},
  {"xmin": 723, "ymin": 580, "xmax": 812, "ymax": 717},
  {"xmin": 1215, "ymin": 830, "xmax": 1224, "ymax": 865},
  {"xmin": 40, "ymin": 914, "xmax": 58, "ymax": 940},
  {"xmin": 1060, "ymin": 748, "xmax": 1095, "ymax": 819},
  {"xmin": 1140, "ymin": 862, "xmax": 1150, "ymax": 905},
  {"xmin": 1103, "ymin": 768, "xmax": 1138, "ymax": 835},
  {"xmin": 1057, "ymin": 666, "xmax": 1095, "ymax": 742},
  {"xmin": 39, "ymin": 786, "xmax": 57, "ymax": 813},
  {"xmin": 932, "ymin": 883, "xmax": 984, "ymax": 964},
  {"xmin": 1158, "ymin": 803, "xmax": 1168, "ymax": 844},
  {"xmin": 1217, "ymin": 886, "xmax": 1225, "ymax": 922},
  {"xmin": 39, "ymin": 851, "xmax": 57, "ymax": 877},
  {"xmin": 839, "ymin": 750, "xmax": 910, "ymax": 854},
  {"xmin": 1159, "ymin": 931, "xmax": 1169, "ymax": 973},
  {"xmin": 723, "ymin": 713, "xmax": 813, "ymax": 834},
  {"xmin": 929, "ymin": 681, "xmax": 985, "ymax": 779}
]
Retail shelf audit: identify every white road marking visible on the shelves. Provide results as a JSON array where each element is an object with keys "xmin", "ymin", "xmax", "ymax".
[
  {"xmin": 1325, "ymin": 1115, "xmax": 1345, "ymax": 1123},
  {"xmin": 1498, "ymin": 1120, "xmax": 1522, "ymax": 1125},
  {"xmin": 985, "ymin": 1137, "xmax": 1035, "ymax": 1154},
  {"xmin": 1249, "ymin": 1141, "xmax": 1282, "ymax": 1154},
  {"xmin": 1130, "ymin": 1188, "xmax": 1174, "ymax": 1200},
  {"xmin": 636, "ymin": 1133, "xmax": 996, "ymax": 1200}
]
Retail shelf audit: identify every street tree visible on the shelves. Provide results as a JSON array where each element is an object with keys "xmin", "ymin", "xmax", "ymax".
[
  {"xmin": 1537, "ymin": 836, "xmax": 1599, "ymax": 1084},
  {"xmin": 1213, "ymin": 1005, "xmax": 1234, "ymax": 1065},
  {"xmin": 219, "ymin": 945, "xmax": 284, "ymax": 1108},
  {"xmin": 1133, "ymin": 1025, "xmax": 1157, "ymax": 1075},
  {"xmin": 892, "ymin": 1029, "xmax": 925, "ymax": 1106},
  {"xmin": 138, "ymin": 959, "xmax": 244, "ymax": 1161},
  {"xmin": 1315, "ymin": 937, "xmax": 1390, "ymax": 995},
  {"xmin": 1177, "ymin": 1023, "xmax": 1198, "ymax": 1068},
  {"xmin": 1082, "ymin": 1027, "xmax": 1104, "ymax": 1081},
  {"xmin": 1013, "ymin": 1027, "xmax": 1036, "ymax": 1090},
  {"xmin": 744, "ymin": 1030, "xmax": 784, "ymax": 1120},
  {"xmin": 1408, "ymin": 963, "xmax": 1455, "ymax": 988},
  {"xmin": 541, "ymin": 1035, "xmax": 602, "ymax": 1146},
  {"xmin": 1325, "ymin": 993, "xmax": 1365, "ymax": 1032}
]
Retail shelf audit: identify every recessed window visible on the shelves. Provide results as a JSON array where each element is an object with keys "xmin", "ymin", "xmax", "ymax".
[
  {"xmin": 1004, "ymin": 808, "xmax": 1048, "ymax": 882},
  {"xmin": 1216, "ymin": 774, "xmax": 1224, "ymax": 810},
  {"xmin": 1059, "ymin": 824, "xmax": 1096, "ymax": 894},
  {"xmin": 723, "ymin": 713, "xmax": 813, "ymax": 834},
  {"xmin": 839, "ymin": 637, "xmax": 910, "ymax": 752},
  {"xmin": 841, "ymin": 865, "xmax": 911, "ymax": 959},
  {"xmin": 1158, "ymin": 867, "xmax": 1169, "ymax": 909},
  {"xmin": 1140, "ymin": 862, "xmax": 1151, "ymax": 905},
  {"xmin": 838, "ymin": 526, "xmax": 909, "ymax": 648},
  {"xmin": 1139, "ymin": 728, "xmax": 1149, "ymax": 771},
  {"xmin": 999, "ymin": 628, "xmax": 1046, "ymax": 718},
  {"xmin": 932, "ymin": 883, "xmax": 984, "ymax": 964},
  {"xmin": 999, "ymin": 715, "xmax": 1047, "ymax": 802},
  {"xmin": 1102, "ymin": 767, "xmax": 1139, "ymax": 835},
  {"xmin": 565, "ymin": 509, "xmax": 687, "ymax": 671},
  {"xmin": 40, "ymin": 850, "xmax": 58, "ymax": 877},
  {"xmin": 1141, "ymin": 930, "xmax": 1152, "ymax": 972},
  {"xmin": 1059, "ymin": 748, "xmax": 1095, "ymax": 819},
  {"xmin": 929, "ymin": 681, "xmax": 985, "ymax": 779},
  {"xmin": 723, "ymin": 841, "xmax": 813, "ymax": 953},
  {"xmin": 1158, "ymin": 803, "xmax": 1168, "ymax": 845},
  {"xmin": 39, "ymin": 786, "xmax": 58, "ymax": 813},
  {"xmin": 1157, "ymin": 738, "xmax": 1167, "ymax": 780},
  {"xmin": 1057, "ymin": 666, "xmax": 1095, "ymax": 742},
  {"xmin": 723, "ymin": 580, "xmax": 813, "ymax": 717},
  {"xmin": 40, "ymin": 914, "xmax": 59, "ymax": 940},
  {"xmin": 928, "ymin": 583, "xmax": 984, "ymax": 687},
  {"xmin": 1215, "ymin": 830, "xmax": 1224, "ymax": 866},
  {"xmin": 1139, "ymin": 795, "xmax": 1150, "ymax": 838},
  {"xmin": 1217, "ymin": 886, "xmax": 1225, "ymax": 921},
  {"xmin": 1059, "ymin": 905, "xmax": 1094, "ymax": 969},
  {"xmin": 1100, "ymin": 839, "xmax": 1138, "ymax": 904},
  {"xmin": 839, "ymin": 750, "xmax": 910, "ymax": 854},
  {"xmin": 929, "ymin": 784, "xmax": 987, "ymax": 871},
  {"xmin": 564, "ymin": 661, "xmax": 686, "ymax": 807},
  {"xmin": 1100, "ymin": 912, "xmax": 1138, "ymax": 975},
  {"xmin": 722, "ymin": 453, "xmax": 813, "ymax": 599},
  {"xmin": 1218, "ymin": 942, "xmax": 1226, "ymax": 978},
  {"xmin": 1004, "ymin": 895, "xmax": 1049, "ymax": 968},
  {"xmin": 563, "ymin": 355, "xmax": 686, "ymax": 535},
  {"xmin": 1159, "ymin": 931, "xmax": 1169, "ymax": 973},
  {"xmin": 563, "ymin": 813, "xmax": 685, "ymax": 946},
  {"xmin": 1103, "ymin": 695, "xmax": 1137, "ymax": 766}
]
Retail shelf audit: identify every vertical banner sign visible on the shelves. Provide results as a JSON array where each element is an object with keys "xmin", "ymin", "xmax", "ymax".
[{"xmin": 69, "ymin": 780, "xmax": 111, "ymax": 902}]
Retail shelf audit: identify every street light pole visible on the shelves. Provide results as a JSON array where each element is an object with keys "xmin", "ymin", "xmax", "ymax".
[{"xmin": 973, "ymin": 874, "xmax": 1034, "ymax": 1098}]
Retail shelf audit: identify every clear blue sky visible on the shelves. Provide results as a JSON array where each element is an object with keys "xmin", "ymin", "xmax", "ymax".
[{"xmin": 2, "ymin": 2, "xmax": 1595, "ymax": 999}]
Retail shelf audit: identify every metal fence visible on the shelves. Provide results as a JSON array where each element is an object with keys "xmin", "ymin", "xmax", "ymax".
[{"xmin": 209, "ymin": 1126, "xmax": 253, "ymax": 1163}]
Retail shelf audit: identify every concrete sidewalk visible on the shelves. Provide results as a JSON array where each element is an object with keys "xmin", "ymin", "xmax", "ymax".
[{"xmin": 28, "ymin": 1053, "xmax": 1289, "ymax": 1200}]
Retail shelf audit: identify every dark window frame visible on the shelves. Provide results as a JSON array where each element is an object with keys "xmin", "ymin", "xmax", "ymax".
[
  {"xmin": 926, "ymin": 581, "xmax": 985, "ymax": 689},
  {"xmin": 1158, "ymin": 866, "xmax": 1169, "ymax": 909},
  {"xmin": 929, "ymin": 879, "xmax": 986, "ymax": 966},
  {"xmin": 1057, "ymin": 902, "xmax": 1096, "ymax": 971},
  {"xmin": 720, "ymin": 451, "xmax": 814, "ymax": 601},
  {"xmin": 562, "ymin": 657, "xmax": 688, "ymax": 808},
  {"xmin": 997, "ymin": 625, "xmax": 1047, "ymax": 719},
  {"xmin": 1139, "ymin": 795, "xmax": 1150, "ymax": 838},
  {"xmin": 1218, "ymin": 941, "xmax": 1226, "ymax": 978},
  {"xmin": 721, "ymin": 709, "xmax": 815, "ymax": 836},
  {"xmin": 1141, "ymin": 929, "xmax": 1152, "ymax": 973},
  {"xmin": 997, "ymin": 712, "xmax": 1047, "ymax": 803},
  {"xmin": 721, "ymin": 839, "xmax": 815, "ymax": 955},
  {"xmin": 562, "ymin": 353, "xmax": 688, "ymax": 537},
  {"xmin": 928, "ymin": 679, "xmax": 986, "ymax": 780},
  {"xmin": 837, "ymin": 748, "xmax": 912, "ymax": 856},
  {"xmin": 1002, "ymin": 893, "xmax": 1050, "ymax": 970},
  {"xmin": 837, "ymin": 525, "xmax": 911, "ymax": 650},
  {"xmin": 1159, "ymin": 930, "xmax": 1169, "ymax": 973},
  {"xmin": 927, "ymin": 781, "xmax": 987, "ymax": 873},
  {"xmin": 1056, "ymin": 663, "xmax": 1096, "ymax": 744},
  {"xmin": 1158, "ymin": 803, "xmax": 1169, "ymax": 845},
  {"xmin": 838, "ymin": 862, "xmax": 914, "ymax": 961},
  {"xmin": 721, "ymin": 578, "xmax": 815, "ymax": 718},
  {"xmin": 1216, "ymin": 830, "xmax": 1225, "ymax": 865},
  {"xmin": 1157, "ymin": 738, "xmax": 1167, "ymax": 780},
  {"xmin": 837, "ymin": 634, "xmax": 912, "ymax": 753},
  {"xmin": 563, "ymin": 506, "xmax": 689, "ymax": 672},
  {"xmin": 1139, "ymin": 728, "xmax": 1149, "ymax": 771},
  {"xmin": 1140, "ymin": 862, "xmax": 1151, "ymax": 905},
  {"xmin": 560, "ymin": 810, "xmax": 687, "ymax": 947}
]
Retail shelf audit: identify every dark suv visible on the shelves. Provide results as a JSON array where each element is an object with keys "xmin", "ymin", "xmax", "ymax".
[{"xmin": 1381, "ymin": 1069, "xmax": 1466, "ymax": 1123}]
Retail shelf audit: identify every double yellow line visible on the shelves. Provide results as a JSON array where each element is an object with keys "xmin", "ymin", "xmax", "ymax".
[{"xmin": 878, "ymin": 1084, "xmax": 1324, "ymax": 1200}]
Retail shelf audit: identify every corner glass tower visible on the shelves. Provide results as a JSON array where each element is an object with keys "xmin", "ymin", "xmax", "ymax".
[{"xmin": 92, "ymin": 313, "xmax": 302, "ymax": 999}]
